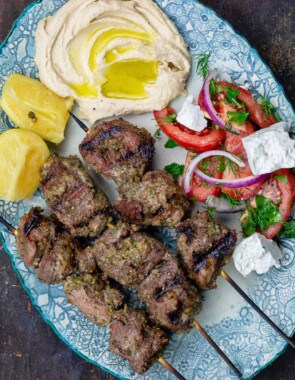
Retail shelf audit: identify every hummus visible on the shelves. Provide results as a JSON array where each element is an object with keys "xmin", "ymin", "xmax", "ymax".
[{"xmin": 35, "ymin": 0, "xmax": 191, "ymax": 124}]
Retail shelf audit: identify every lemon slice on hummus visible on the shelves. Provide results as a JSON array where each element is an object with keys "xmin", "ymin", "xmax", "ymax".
[
  {"xmin": 0, "ymin": 74, "xmax": 74, "ymax": 144},
  {"xmin": 0, "ymin": 129, "xmax": 50, "ymax": 201}
]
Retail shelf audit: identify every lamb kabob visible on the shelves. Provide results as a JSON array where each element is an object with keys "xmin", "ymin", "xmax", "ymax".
[
  {"xmin": 74, "ymin": 115, "xmax": 191, "ymax": 227},
  {"xmin": 41, "ymin": 154, "xmax": 111, "ymax": 238},
  {"xmin": 86, "ymin": 220, "xmax": 242, "ymax": 377},
  {"xmin": 176, "ymin": 211, "xmax": 295, "ymax": 348},
  {"xmin": 69, "ymin": 114, "xmax": 243, "ymax": 375},
  {"xmin": 1, "ymin": 211, "xmax": 186, "ymax": 380}
]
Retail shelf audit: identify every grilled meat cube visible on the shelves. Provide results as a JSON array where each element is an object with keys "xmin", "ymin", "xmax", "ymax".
[
  {"xmin": 79, "ymin": 119, "xmax": 155, "ymax": 185},
  {"xmin": 176, "ymin": 212, "xmax": 237, "ymax": 290},
  {"xmin": 41, "ymin": 155, "xmax": 111, "ymax": 238},
  {"xmin": 115, "ymin": 170, "xmax": 190, "ymax": 227},
  {"xmin": 64, "ymin": 273, "xmax": 124, "ymax": 326},
  {"xmin": 89, "ymin": 222, "xmax": 167, "ymax": 287},
  {"xmin": 138, "ymin": 253, "xmax": 202, "ymax": 331},
  {"xmin": 75, "ymin": 248, "xmax": 97, "ymax": 274},
  {"xmin": 110, "ymin": 307, "xmax": 168, "ymax": 374},
  {"xmin": 17, "ymin": 207, "xmax": 55, "ymax": 268},
  {"xmin": 17, "ymin": 207, "xmax": 76, "ymax": 284}
]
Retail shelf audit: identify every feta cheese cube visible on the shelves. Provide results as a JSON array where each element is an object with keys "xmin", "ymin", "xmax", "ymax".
[
  {"xmin": 242, "ymin": 122, "xmax": 295, "ymax": 175},
  {"xmin": 176, "ymin": 96, "xmax": 207, "ymax": 132},
  {"xmin": 233, "ymin": 233, "xmax": 282, "ymax": 277}
]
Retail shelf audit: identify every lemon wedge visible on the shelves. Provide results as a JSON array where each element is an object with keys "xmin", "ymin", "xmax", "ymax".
[
  {"xmin": 0, "ymin": 129, "xmax": 50, "ymax": 201},
  {"xmin": 0, "ymin": 74, "xmax": 74, "ymax": 144}
]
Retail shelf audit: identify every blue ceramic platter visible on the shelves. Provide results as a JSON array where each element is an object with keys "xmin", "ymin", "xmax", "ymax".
[{"xmin": 0, "ymin": 1, "xmax": 294, "ymax": 379}]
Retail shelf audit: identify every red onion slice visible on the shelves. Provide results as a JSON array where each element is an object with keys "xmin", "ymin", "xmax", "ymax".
[
  {"xmin": 201, "ymin": 69, "xmax": 226, "ymax": 129},
  {"xmin": 183, "ymin": 150, "xmax": 268, "ymax": 193}
]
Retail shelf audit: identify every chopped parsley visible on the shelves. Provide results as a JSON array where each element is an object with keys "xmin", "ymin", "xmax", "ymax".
[
  {"xmin": 278, "ymin": 220, "xmax": 295, "ymax": 239},
  {"xmin": 164, "ymin": 138, "xmax": 178, "ymax": 149},
  {"xmin": 195, "ymin": 53, "xmax": 211, "ymax": 79},
  {"xmin": 227, "ymin": 111, "xmax": 249, "ymax": 125},
  {"xmin": 166, "ymin": 113, "xmax": 177, "ymax": 123},
  {"xmin": 220, "ymin": 192, "xmax": 241, "ymax": 207},
  {"xmin": 274, "ymin": 175, "xmax": 288, "ymax": 183},
  {"xmin": 203, "ymin": 205, "xmax": 216, "ymax": 218},
  {"xmin": 241, "ymin": 196, "xmax": 282, "ymax": 236},
  {"xmin": 209, "ymin": 79, "xmax": 222, "ymax": 98},
  {"xmin": 259, "ymin": 94, "xmax": 282, "ymax": 122},
  {"xmin": 225, "ymin": 88, "xmax": 244, "ymax": 109},
  {"xmin": 153, "ymin": 128, "xmax": 162, "ymax": 140},
  {"xmin": 164, "ymin": 162, "xmax": 184, "ymax": 177}
]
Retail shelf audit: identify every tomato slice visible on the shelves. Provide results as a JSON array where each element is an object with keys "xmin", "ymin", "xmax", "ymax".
[
  {"xmin": 199, "ymin": 82, "xmax": 266, "ymax": 200},
  {"xmin": 182, "ymin": 152, "xmax": 222, "ymax": 202},
  {"xmin": 218, "ymin": 81, "xmax": 277, "ymax": 129},
  {"xmin": 260, "ymin": 169, "xmax": 295, "ymax": 238},
  {"xmin": 154, "ymin": 107, "xmax": 225, "ymax": 152}
]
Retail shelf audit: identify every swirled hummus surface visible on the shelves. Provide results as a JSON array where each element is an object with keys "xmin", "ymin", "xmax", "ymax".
[{"xmin": 35, "ymin": 0, "xmax": 191, "ymax": 124}]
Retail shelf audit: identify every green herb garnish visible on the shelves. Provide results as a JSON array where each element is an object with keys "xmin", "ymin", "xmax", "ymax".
[
  {"xmin": 278, "ymin": 220, "xmax": 295, "ymax": 238},
  {"xmin": 203, "ymin": 205, "xmax": 216, "ymax": 218},
  {"xmin": 195, "ymin": 53, "xmax": 211, "ymax": 79},
  {"xmin": 164, "ymin": 163, "xmax": 184, "ymax": 177},
  {"xmin": 220, "ymin": 192, "xmax": 241, "ymax": 207},
  {"xmin": 274, "ymin": 175, "xmax": 288, "ymax": 183},
  {"xmin": 164, "ymin": 138, "xmax": 178, "ymax": 149},
  {"xmin": 166, "ymin": 113, "xmax": 177, "ymax": 123},
  {"xmin": 153, "ymin": 128, "xmax": 162, "ymax": 140},
  {"xmin": 225, "ymin": 88, "xmax": 244, "ymax": 109},
  {"xmin": 241, "ymin": 196, "xmax": 282, "ymax": 236},
  {"xmin": 227, "ymin": 111, "xmax": 249, "ymax": 125},
  {"xmin": 259, "ymin": 95, "xmax": 282, "ymax": 122},
  {"xmin": 209, "ymin": 78, "xmax": 222, "ymax": 98}
]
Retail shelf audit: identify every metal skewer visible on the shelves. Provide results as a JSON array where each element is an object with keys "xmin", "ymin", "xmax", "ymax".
[
  {"xmin": 192, "ymin": 320, "xmax": 242, "ymax": 377},
  {"xmin": 221, "ymin": 270, "xmax": 295, "ymax": 348},
  {"xmin": 0, "ymin": 216, "xmax": 17, "ymax": 235},
  {"xmin": 69, "ymin": 111, "xmax": 90, "ymax": 133},
  {"xmin": 158, "ymin": 357, "xmax": 187, "ymax": 380},
  {"xmin": 0, "ymin": 217, "xmax": 186, "ymax": 380}
]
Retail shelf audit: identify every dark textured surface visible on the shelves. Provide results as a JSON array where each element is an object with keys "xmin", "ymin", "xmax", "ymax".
[{"xmin": 0, "ymin": 0, "xmax": 294, "ymax": 379}]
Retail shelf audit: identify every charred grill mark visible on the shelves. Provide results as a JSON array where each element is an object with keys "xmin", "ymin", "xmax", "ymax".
[
  {"xmin": 79, "ymin": 140, "xmax": 93, "ymax": 152},
  {"xmin": 167, "ymin": 300, "xmax": 183, "ymax": 325},
  {"xmin": 177, "ymin": 225, "xmax": 193, "ymax": 244},
  {"xmin": 154, "ymin": 277, "xmax": 183, "ymax": 301},
  {"xmin": 192, "ymin": 231, "xmax": 235, "ymax": 273},
  {"xmin": 138, "ymin": 140, "xmax": 155, "ymax": 162},
  {"xmin": 41, "ymin": 173, "xmax": 54, "ymax": 187},
  {"xmin": 153, "ymin": 206, "xmax": 164, "ymax": 217},
  {"xmin": 24, "ymin": 215, "xmax": 42, "ymax": 236},
  {"xmin": 97, "ymin": 126, "xmax": 122, "ymax": 144}
]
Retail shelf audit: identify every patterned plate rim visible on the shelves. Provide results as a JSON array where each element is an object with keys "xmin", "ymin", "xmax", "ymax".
[{"xmin": 0, "ymin": 1, "xmax": 294, "ymax": 379}]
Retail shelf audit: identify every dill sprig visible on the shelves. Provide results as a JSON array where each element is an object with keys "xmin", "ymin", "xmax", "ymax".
[
  {"xmin": 259, "ymin": 95, "xmax": 282, "ymax": 122},
  {"xmin": 278, "ymin": 220, "xmax": 295, "ymax": 238},
  {"xmin": 220, "ymin": 193, "xmax": 241, "ymax": 207},
  {"xmin": 241, "ymin": 196, "xmax": 282, "ymax": 236},
  {"xmin": 195, "ymin": 53, "xmax": 211, "ymax": 79}
]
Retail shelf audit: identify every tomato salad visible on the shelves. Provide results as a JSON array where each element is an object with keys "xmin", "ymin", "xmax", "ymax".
[{"xmin": 154, "ymin": 63, "xmax": 295, "ymax": 240}]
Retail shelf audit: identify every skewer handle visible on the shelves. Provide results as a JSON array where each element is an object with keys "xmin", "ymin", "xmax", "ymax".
[
  {"xmin": 0, "ymin": 216, "xmax": 17, "ymax": 236},
  {"xmin": 69, "ymin": 111, "xmax": 89, "ymax": 133},
  {"xmin": 221, "ymin": 270, "xmax": 295, "ymax": 349},
  {"xmin": 158, "ymin": 357, "xmax": 187, "ymax": 380},
  {"xmin": 192, "ymin": 320, "xmax": 242, "ymax": 378}
]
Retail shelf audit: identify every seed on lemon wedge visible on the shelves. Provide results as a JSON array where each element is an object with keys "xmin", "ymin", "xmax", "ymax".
[
  {"xmin": 0, "ymin": 74, "xmax": 74, "ymax": 144},
  {"xmin": 0, "ymin": 129, "xmax": 50, "ymax": 201}
]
